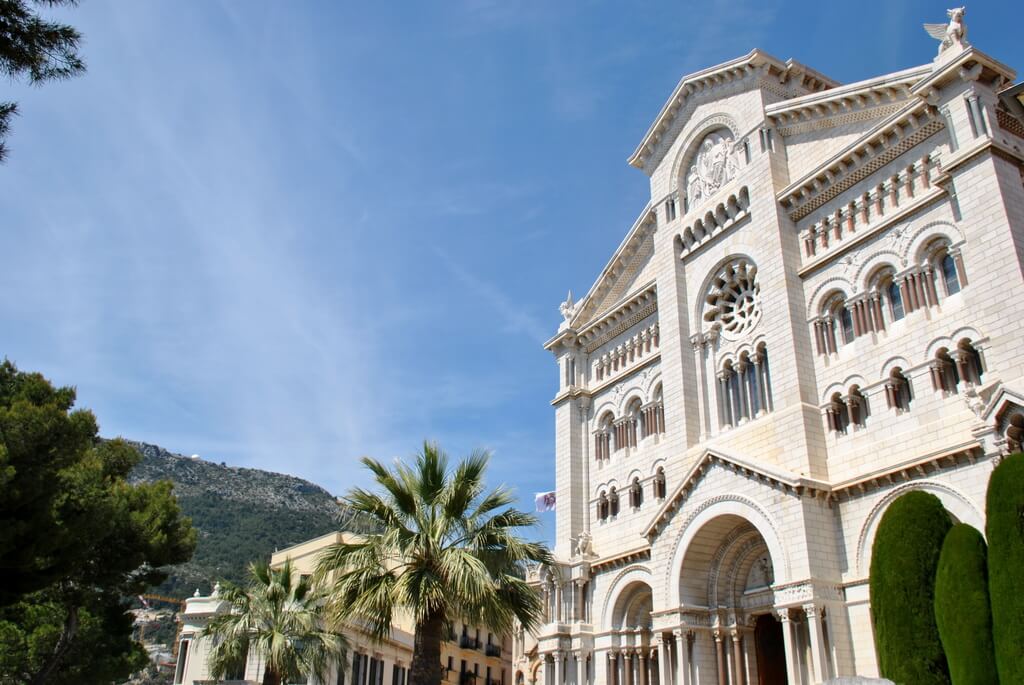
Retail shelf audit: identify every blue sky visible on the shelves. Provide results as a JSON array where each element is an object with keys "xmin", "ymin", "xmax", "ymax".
[{"xmin": 2, "ymin": 0, "xmax": 1021, "ymax": 544}]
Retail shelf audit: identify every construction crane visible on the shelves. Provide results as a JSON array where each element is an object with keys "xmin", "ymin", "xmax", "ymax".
[{"xmin": 136, "ymin": 594, "xmax": 187, "ymax": 656}]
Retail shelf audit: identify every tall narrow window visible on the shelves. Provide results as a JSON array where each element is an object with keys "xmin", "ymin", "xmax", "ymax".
[
  {"xmin": 609, "ymin": 487, "xmax": 619, "ymax": 517},
  {"xmin": 629, "ymin": 477, "xmax": 643, "ymax": 508},
  {"xmin": 654, "ymin": 468, "xmax": 666, "ymax": 500},
  {"xmin": 941, "ymin": 253, "xmax": 961, "ymax": 295},
  {"xmin": 886, "ymin": 368, "xmax": 912, "ymax": 411},
  {"xmin": 888, "ymin": 280, "xmax": 905, "ymax": 321},
  {"xmin": 839, "ymin": 306, "xmax": 855, "ymax": 344}
]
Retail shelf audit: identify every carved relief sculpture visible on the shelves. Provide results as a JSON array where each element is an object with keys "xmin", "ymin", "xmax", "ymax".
[{"xmin": 684, "ymin": 130, "xmax": 740, "ymax": 210}]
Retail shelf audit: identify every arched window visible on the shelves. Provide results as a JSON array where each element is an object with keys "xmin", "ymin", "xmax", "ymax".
[
  {"xmin": 717, "ymin": 346, "xmax": 772, "ymax": 430},
  {"xmin": 827, "ymin": 392, "xmax": 850, "ymax": 434},
  {"xmin": 931, "ymin": 348, "xmax": 959, "ymax": 393},
  {"xmin": 941, "ymin": 253, "xmax": 961, "ymax": 296},
  {"xmin": 594, "ymin": 412, "xmax": 613, "ymax": 461},
  {"xmin": 609, "ymin": 487, "xmax": 620, "ymax": 517},
  {"xmin": 887, "ymin": 279, "xmax": 905, "ymax": 322},
  {"xmin": 886, "ymin": 368, "xmax": 912, "ymax": 411},
  {"xmin": 654, "ymin": 467, "xmax": 666, "ymax": 500},
  {"xmin": 624, "ymin": 398, "xmax": 642, "ymax": 448},
  {"xmin": 629, "ymin": 477, "xmax": 643, "ymax": 509},
  {"xmin": 597, "ymin": 492, "xmax": 609, "ymax": 521},
  {"xmin": 847, "ymin": 385, "xmax": 868, "ymax": 427},
  {"xmin": 954, "ymin": 339, "xmax": 984, "ymax": 385}
]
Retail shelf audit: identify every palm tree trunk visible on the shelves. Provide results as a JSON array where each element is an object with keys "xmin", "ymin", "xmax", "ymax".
[
  {"xmin": 410, "ymin": 611, "xmax": 445, "ymax": 685},
  {"xmin": 262, "ymin": 667, "xmax": 282, "ymax": 685}
]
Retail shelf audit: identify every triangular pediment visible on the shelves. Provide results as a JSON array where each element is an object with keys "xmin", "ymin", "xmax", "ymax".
[
  {"xmin": 642, "ymin": 449, "xmax": 830, "ymax": 541},
  {"xmin": 565, "ymin": 206, "xmax": 658, "ymax": 332}
]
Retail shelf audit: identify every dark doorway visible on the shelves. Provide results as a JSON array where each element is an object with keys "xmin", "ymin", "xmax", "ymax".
[{"xmin": 754, "ymin": 613, "xmax": 788, "ymax": 685}]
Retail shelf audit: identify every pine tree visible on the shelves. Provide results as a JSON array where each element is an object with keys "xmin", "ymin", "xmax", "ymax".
[{"xmin": 0, "ymin": 0, "xmax": 86, "ymax": 161}]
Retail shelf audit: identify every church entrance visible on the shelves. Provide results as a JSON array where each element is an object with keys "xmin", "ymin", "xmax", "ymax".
[{"xmin": 753, "ymin": 614, "xmax": 787, "ymax": 685}]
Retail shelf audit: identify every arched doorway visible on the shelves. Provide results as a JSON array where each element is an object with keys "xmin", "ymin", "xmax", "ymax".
[
  {"xmin": 753, "ymin": 614, "xmax": 787, "ymax": 685},
  {"xmin": 677, "ymin": 514, "xmax": 785, "ymax": 685},
  {"xmin": 608, "ymin": 581, "xmax": 661, "ymax": 685}
]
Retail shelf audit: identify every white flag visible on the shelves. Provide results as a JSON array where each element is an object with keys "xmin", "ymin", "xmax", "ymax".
[{"xmin": 535, "ymin": 491, "xmax": 556, "ymax": 512}]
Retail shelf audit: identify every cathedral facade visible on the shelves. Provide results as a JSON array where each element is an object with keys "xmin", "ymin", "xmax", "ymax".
[{"xmin": 515, "ymin": 16, "xmax": 1024, "ymax": 685}]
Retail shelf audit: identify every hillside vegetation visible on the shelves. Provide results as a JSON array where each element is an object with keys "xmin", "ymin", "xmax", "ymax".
[{"xmin": 127, "ymin": 442, "xmax": 342, "ymax": 599}]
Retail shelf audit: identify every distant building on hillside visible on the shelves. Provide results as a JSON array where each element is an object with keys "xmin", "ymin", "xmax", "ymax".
[
  {"xmin": 175, "ymin": 531, "xmax": 513, "ymax": 685},
  {"xmin": 516, "ymin": 9, "xmax": 1024, "ymax": 685}
]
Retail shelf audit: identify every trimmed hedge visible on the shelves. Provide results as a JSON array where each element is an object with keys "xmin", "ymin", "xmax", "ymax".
[
  {"xmin": 870, "ymin": 490, "xmax": 952, "ymax": 685},
  {"xmin": 987, "ymin": 452, "xmax": 1024, "ymax": 683},
  {"xmin": 934, "ymin": 523, "xmax": 997, "ymax": 685}
]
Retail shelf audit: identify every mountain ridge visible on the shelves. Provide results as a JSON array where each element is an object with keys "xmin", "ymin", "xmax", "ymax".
[{"xmin": 126, "ymin": 441, "xmax": 342, "ymax": 599}]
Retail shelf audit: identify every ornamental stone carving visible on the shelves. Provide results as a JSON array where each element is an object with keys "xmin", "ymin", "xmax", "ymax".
[
  {"xmin": 703, "ymin": 259, "xmax": 762, "ymax": 340},
  {"xmin": 685, "ymin": 130, "xmax": 740, "ymax": 209}
]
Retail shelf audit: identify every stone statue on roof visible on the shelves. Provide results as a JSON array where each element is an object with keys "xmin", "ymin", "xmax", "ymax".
[{"xmin": 923, "ymin": 7, "xmax": 969, "ymax": 57}]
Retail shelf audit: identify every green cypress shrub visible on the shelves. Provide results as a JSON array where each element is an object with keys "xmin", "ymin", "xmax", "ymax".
[
  {"xmin": 870, "ymin": 490, "xmax": 952, "ymax": 685},
  {"xmin": 987, "ymin": 452, "xmax": 1024, "ymax": 683},
  {"xmin": 934, "ymin": 523, "xmax": 997, "ymax": 685}
]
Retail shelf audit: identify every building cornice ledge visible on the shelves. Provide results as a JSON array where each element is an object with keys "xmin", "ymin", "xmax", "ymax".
[{"xmin": 628, "ymin": 51, "xmax": 837, "ymax": 171}]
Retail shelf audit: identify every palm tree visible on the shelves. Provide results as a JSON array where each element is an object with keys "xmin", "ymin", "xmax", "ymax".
[
  {"xmin": 201, "ymin": 558, "xmax": 346, "ymax": 685},
  {"xmin": 316, "ymin": 442, "xmax": 551, "ymax": 685}
]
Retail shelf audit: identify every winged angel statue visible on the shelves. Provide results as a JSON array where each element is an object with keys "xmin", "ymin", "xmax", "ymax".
[{"xmin": 923, "ymin": 7, "xmax": 969, "ymax": 56}]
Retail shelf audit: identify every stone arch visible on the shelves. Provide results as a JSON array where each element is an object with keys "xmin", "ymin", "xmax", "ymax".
[
  {"xmin": 905, "ymin": 220, "xmax": 966, "ymax": 265},
  {"xmin": 857, "ymin": 254, "xmax": 901, "ymax": 291},
  {"xmin": 620, "ymin": 390, "xmax": 646, "ymax": 416},
  {"xmin": 806, "ymin": 278, "xmax": 855, "ymax": 318},
  {"xmin": 666, "ymin": 494, "xmax": 789, "ymax": 607},
  {"xmin": 855, "ymin": 480, "xmax": 984, "ymax": 577},
  {"xmin": 600, "ymin": 564, "xmax": 653, "ymax": 629},
  {"xmin": 669, "ymin": 112, "xmax": 742, "ymax": 197},
  {"xmin": 879, "ymin": 355, "xmax": 913, "ymax": 378},
  {"xmin": 643, "ymin": 373, "xmax": 663, "ymax": 399}
]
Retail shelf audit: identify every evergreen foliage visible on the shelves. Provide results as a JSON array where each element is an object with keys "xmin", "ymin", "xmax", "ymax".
[
  {"xmin": 0, "ymin": 360, "xmax": 196, "ymax": 683},
  {"xmin": 316, "ymin": 443, "xmax": 552, "ymax": 685},
  {"xmin": 202, "ymin": 559, "xmax": 345, "ymax": 685},
  {"xmin": 934, "ymin": 523, "xmax": 997, "ymax": 685},
  {"xmin": 0, "ymin": 0, "xmax": 86, "ymax": 161},
  {"xmin": 986, "ymin": 452, "xmax": 1024, "ymax": 683},
  {"xmin": 870, "ymin": 490, "xmax": 952, "ymax": 685}
]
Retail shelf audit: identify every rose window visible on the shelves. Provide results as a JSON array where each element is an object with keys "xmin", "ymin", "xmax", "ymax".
[{"xmin": 704, "ymin": 260, "xmax": 761, "ymax": 339}]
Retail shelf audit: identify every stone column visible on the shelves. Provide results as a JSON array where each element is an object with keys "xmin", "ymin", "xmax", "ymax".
[
  {"xmin": 714, "ymin": 631, "xmax": 727, "ymax": 685},
  {"xmin": 622, "ymin": 652, "xmax": 631, "ymax": 685},
  {"xmin": 716, "ymin": 370, "xmax": 731, "ymax": 429},
  {"xmin": 554, "ymin": 652, "xmax": 563, "ymax": 685},
  {"xmin": 674, "ymin": 630, "xmax": 688, "ymax": 685},
  {"xmin": 804, "ymin": 604, "xmax": 830, "ymax": 684},
  {"xmin": 575, "ymin": 652, "xmax": 584, "ymax": 685},
  {"xmin": 555, "ymin": 583, "xmax": 563, "ymax": 622},
  {"xmin": 691, "ymin": 334, "xmax": 708, "ymax": 440},
  {"xmin": 657, "ymin": 637, "xmax": 669, "ymax": 685},
  {"xmin": 776, "ymin": 609, "xmax": 798, "ymax": 685},
  {"xmin": 638, "ymin": 652, "xmax": 648, "ymax": 685},
  {"xmin": 731, "ymin": 630, "xmax": 745, "ymax": 685}
]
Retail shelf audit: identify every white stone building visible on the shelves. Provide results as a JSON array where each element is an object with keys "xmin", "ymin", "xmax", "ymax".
[
  {"xmin": 175, "ymin": 532, "xmax": 512, "ymax": 685},
  {"xmin": 516, "ymin": 12, "xmax": 1024, "ymax": 685}
]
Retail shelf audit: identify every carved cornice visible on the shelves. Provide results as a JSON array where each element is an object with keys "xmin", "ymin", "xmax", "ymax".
[
  {"xmin": 778, "ymin": 101, "xmax": 944, "ymax": 222},
  {"xmin": 579, "ymin": 285, "xmax": 657, "ymax": 353},
  {"xmin": 629, "ymin": 50, "xmax": 836, "ymax": 171},
  {"xmin": 545, "ymin": 207, "xmax": 657, "ymax": 350},
  {"xmin": 766, "ymin": 65, "xmax": 930, "ymax": 135},
  {"xmin": 642, "ymin": 449, "xmax": 831, "ymax": 541},
  {"xmin": 589, "ymin": 547, "xmax": 651, "ymax": 574}
]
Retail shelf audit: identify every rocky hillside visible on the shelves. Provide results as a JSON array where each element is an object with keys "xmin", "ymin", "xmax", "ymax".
[{"xmin": 128, "ymin": 442, "xmax": 343, "ymax": 599}]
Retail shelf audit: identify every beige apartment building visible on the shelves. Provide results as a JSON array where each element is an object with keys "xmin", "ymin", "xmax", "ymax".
[
  {"xmin": 176, "ymin": 532, "xmax": 512, "ymax": 685},
  {"xmin": 516, "ymin": 9, "xmax": 1024, "ymax": 685}
]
